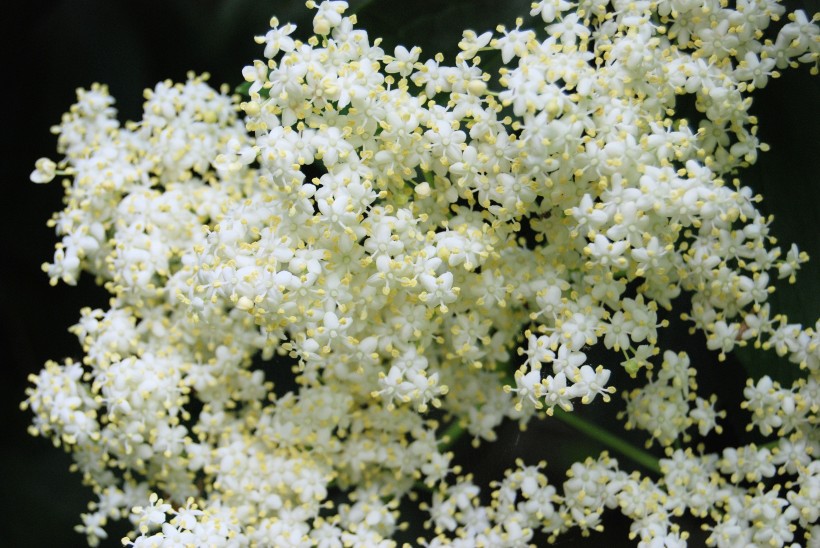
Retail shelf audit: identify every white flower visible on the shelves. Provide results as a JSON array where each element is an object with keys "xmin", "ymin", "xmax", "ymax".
[
  {"xmin": 457, "ymin": 30, "xmax": 493, "ymax": 61},
  {"xmin": 30, "ymin": 157, "xmax": 57, "ymax": 183},
  {"xmin": 311, "ymin": 0, "xmax": 348, "ymax": 35},
  {"xmin": 385, "ymin": 45, "xmax": 421, "ymax": 77},
  {"xmin": 418, "ymin": 271, "xmax": 459, "ymax": 312},
  {"xmin": 255, "ymin": 18, "xmax": 296, "ymax": 58},
  {"xmin": 530, "ymin": 0, "xmax": 573, "ymax": 23}
]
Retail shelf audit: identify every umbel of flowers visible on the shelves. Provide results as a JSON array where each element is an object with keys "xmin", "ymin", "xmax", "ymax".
[{"xmin": 24, "ymin": 0, "xmax": 819, "ymax": 545}]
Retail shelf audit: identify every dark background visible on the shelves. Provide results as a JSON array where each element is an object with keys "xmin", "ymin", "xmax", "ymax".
[{"xmin": 4, "ymin": 1, "xmax": 817, "ymax": 546}]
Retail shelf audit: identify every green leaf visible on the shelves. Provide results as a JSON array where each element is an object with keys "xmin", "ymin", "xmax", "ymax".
[
  {"xmin": 235, "ymin": 80, "xmax": 252, "ymax": 96},
  {"xmin": 732, "ymin": 66, "xmax": 820, "ymax": 385}
]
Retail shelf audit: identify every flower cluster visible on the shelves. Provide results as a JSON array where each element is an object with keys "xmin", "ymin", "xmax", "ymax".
[{"xmin": 25, "ymin": 0, "xmax": 819, "ymax": 546}]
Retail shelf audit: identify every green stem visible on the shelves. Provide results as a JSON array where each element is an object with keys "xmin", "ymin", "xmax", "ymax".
[
  {"xmin": 553, "ymin": 408, "xmax": 662, "ymax": 475},
  {"xmin": 443, "ymin": 366, "xmax": 661, "ymax": 475},
  {"xmin": 761, "ymin": 439, "xmax": 780, "ymax": 451},
  {"xmin": 351, "ymin": 0, "xmax": 379, "ymax": 15},
  {"xmin": 438, "ymin": 419, "xmax": 465, "ymax": 449}
]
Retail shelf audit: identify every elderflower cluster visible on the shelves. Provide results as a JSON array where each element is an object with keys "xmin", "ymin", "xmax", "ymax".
[{"xmin": 24, "ymin": 0, "xmax": 819, "ymax": 545}]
